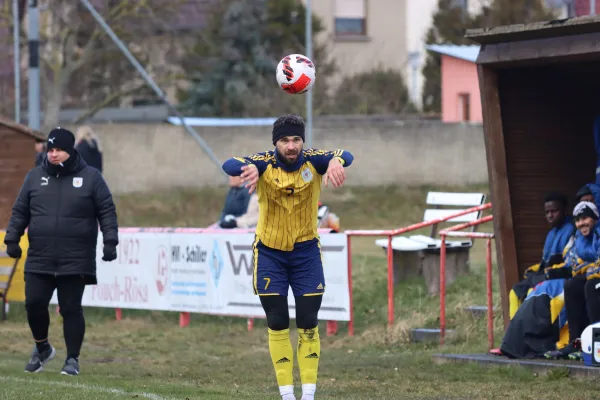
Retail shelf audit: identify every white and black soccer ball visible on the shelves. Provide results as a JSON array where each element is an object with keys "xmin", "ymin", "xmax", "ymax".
[{"xmin": 276, "ymin": 54, "xmax": 316, "ymax": 94}]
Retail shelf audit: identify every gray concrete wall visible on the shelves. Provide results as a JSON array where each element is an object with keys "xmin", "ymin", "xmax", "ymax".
[{"xmin": 73, "ymin": 118, "xmax": 488, "ymax": 194}]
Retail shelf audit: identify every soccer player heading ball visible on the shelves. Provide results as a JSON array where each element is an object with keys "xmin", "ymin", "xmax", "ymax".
[{"xmin": 222, "ymin": 114, "xmax": 354, "ymax": 400}]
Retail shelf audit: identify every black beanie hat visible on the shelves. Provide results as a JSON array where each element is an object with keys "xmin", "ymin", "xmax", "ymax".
[
  {"xmin": 576, "ymin": 185, "xmax": 593, "ymax": 202},
  {"xmin": 47, "ymin": 127, "xmax": 75, "ymax": 155},
  {"xmin": 272, "ymin": 120, "xmax": 305, "ymax": 145}
]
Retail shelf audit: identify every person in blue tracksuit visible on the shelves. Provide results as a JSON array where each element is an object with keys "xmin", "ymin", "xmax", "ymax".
[
  {"xmin": 218, "ymin": 176, "xmax": 252, "ymax": 228},
  {"xmin": 498, "ymin": 201, "xmax": 600, "ymax": 359},
  {"xmin": 543, "ymin": 201, "xmax": 600, "ymax": 360},
  {"xmin": 508, "ymin": 193, "xmax": 575, "ymax": 318},
  {"xmin": 576, "ymin": 183, "xmax": 600, "ymax": 213},
  {"xmin": 593, "ymin": 115, "xmax": 600, "ymax": 185}
]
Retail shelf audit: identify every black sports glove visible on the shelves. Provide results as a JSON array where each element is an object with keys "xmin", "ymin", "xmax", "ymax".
[
  {"xmin": 545, "ymin": 266, "xmax": 572, "ymax": 280},
  {"xmin": 219, "ymin": 214, "xmax": 238, "ymax": 229},
  {"xmin": 5, "ymin": 243, "xmax": 21, "ymax": 259},
  {"xmin": 102, "ymin": 243, "xmax": 117, "ymax": 262},
  {"xmin": 220, "ymin": 219, "xmax": 238, "ymax": 229},
  {"xmin": 546, "ymin": 254, "xmax": 564, "ymax": 267}
]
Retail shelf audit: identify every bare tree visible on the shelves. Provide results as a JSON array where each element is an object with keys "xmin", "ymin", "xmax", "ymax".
[{"xmin": 0, "ymin": 0, "xmax": 186, "ymax": 130}]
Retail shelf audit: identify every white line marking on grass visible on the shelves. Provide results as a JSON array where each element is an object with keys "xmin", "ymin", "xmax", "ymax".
[{"xmin": 0, "ymin": 376, "xmax": 176, "ymax": 400}]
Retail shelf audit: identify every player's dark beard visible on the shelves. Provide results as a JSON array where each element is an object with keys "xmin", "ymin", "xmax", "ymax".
[{"xmin": 277, "ymin": 147, "xmax": 302, "ymax": 165}]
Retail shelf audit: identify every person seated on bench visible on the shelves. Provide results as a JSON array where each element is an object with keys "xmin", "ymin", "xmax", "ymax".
[
  {"xmin": 218, "ymin": 176, "xmax": 253, "ymax": 229},
  {"xmin": 220, "ymin": 192, "xmax": 259, "ymax": 229},
  {"xmin": 594, "ymin": 114, "xmax": 600, "ymax": 186},
  {"xmin": 317, "ymin": 201, "xmax": 341, "ymax": 232},
  {"xmin": 575, "ymin": 183, "xmax": 600, "ymax": 211},
  {"xmin": 495, "ymin": 201, "xmax": 598, "ymax": 359},
  {"xmin": 543, "ymin": 201, "xmax": 600, "ymax": 361},
  {"xmin": 509, "ymin": 193, "xmax": 575, "ymax": 318}
]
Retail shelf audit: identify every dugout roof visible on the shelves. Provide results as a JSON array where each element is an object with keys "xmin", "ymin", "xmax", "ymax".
[{"xmin": 466, "ymin": 15, "xmax": 600, "ymax": 326}]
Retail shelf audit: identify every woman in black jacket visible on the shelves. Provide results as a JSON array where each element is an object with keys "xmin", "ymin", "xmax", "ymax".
[
  {"xmin": 35, "ymin": 140, "xmax": 46, "ymax": 167},
  {"xmin": 75, "ymin": 125, "xmax": 103, "ymax": 173}
]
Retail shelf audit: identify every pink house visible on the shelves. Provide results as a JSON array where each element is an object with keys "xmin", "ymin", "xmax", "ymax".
[
  {"xmin": 574, "ymin": 0, "xmax": 600, "ymax": 16},
  {"xmin": 426, "ymin": 45, "xmax": 482, "ymax": 124}
]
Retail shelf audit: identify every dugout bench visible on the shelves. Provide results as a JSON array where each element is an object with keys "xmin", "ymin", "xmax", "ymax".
[{"xmin": 375, "ymin": 191, "xmax": 487, "ymax": 295}]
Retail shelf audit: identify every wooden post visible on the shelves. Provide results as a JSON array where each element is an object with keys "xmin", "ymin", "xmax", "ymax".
[{"xmin": 477, "ymin": 65, "xmax": 519, "ymax": 328}]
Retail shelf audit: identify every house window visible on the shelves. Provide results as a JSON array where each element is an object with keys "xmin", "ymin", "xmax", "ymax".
[
  {"xmin": 335, "ymin": 0, "xmax": 367, "ymax": 36},
  {"xmin": 451, "ymin": 0, "xmax": 468, "ymax": 10},
  {"xmin": 458, "ymin": 93, "xmax": 471, "ymax": 122}
]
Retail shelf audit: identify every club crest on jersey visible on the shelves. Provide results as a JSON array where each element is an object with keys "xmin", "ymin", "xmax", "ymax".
[
  {"xmin": 73, "ymin": 177, "xmax": 83, "ymax": 188},
  {"xmin": 301, "ymin": 168, "xmax": 313, "ymax": 183}
]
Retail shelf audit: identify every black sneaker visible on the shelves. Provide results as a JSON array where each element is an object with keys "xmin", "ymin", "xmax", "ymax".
[
  {"xmin": 568, "ymin": 351, "xmax": 583, "ymax": 361},
  {"xmin": 24, "ymin": 345, "xmax": 56, "ymax": 373},
  {"xmin": 545, "ymin": 339, "xmax": 581, "ymax": 360},
  {"xmin": 60, "ymin": 357, "xmax": 80, "ymax": 376}
]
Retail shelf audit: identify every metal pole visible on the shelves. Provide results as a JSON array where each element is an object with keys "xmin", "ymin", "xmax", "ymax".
[
  {"xmin": 411, "ymin": 57, "xmax": 418, "ymax": 106},
  {"xmin": 13, "ymin": 0, "xmax": 20, "ymax": 123},
  {"xmin": 27, "ymin": 0, "xmax": 40, "ymax": 130},
  {"xmin": 386, "ymin": 234, "xmax": 394, "ymax": 329},
  {"xmin": 408, "ymin": 52, "xmax": 419, "ymax": 107},
  {"xmin": 486, "ymin": 238, "xmax": 494, "ymax": 351},
  {"xmin": 305, "ymin": 0, "xmax": 313, "ymax": 148},
  {"xmin": 592, "ymin": 0, "xmax": 596, "ymax": 15},
  {"xmin": 439, "ymin": 234, "xmax": 447, "ymax": 345},
  {"xmin": 346, "ymin": 234, "xmax": 354, "ymax": 336},
  {"xmin": 78, "ymin": 0, "xmax": 226, "ymax": 177}
]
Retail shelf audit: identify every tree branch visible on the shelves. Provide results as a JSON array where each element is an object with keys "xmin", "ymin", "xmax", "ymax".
[
  {"xmin": 41, "ymin": 26, "xmax": 73, "ymax": 77},
  {"xmin": 59, "ymin": 27, "xmax": 74, "ymax": 69},
  {"xmin": 71, "ymin": 29, "xmax": 102, "ymax": 71},
  {"xmin": 71, "ymin": 73, "xmax": 185, "ymax": 124}
]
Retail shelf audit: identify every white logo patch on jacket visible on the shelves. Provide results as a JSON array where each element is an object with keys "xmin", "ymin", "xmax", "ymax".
[
  {"xmin": 301, "ymin": 168, "xmax": 313, "ymax": 183},
  {"xmin": 73, "ymin": 177, "xmax": 83, "ymax": 188}
]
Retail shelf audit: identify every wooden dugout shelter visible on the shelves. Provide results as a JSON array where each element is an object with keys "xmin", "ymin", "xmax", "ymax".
[
  {"xmin": 466, "ymin": 16, "xmax": 600, "ymax": 326},
  {"xmin": 0, "ymin": 116, "xmax": 45, "ymax": 228}
]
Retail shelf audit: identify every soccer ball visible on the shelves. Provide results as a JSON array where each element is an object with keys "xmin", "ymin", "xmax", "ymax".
[{"xmin": 276, "ymin": 54, "xmax": 316, "ymax": 94}]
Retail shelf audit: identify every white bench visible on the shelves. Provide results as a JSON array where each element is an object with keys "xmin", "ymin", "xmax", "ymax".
[
  {"xmin": 375, "ymin": 192, "xmax": 487, "ymax": 294},
  {"xmin": 375, "ymin": 192, "xmax": 487, "ymax": 252}
]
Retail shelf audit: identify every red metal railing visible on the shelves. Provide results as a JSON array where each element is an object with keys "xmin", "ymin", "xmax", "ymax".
[
  {"xmin": 345, "ymin": 202, "xmax": 492, "ymax": 335},
  {"xmin": 438, "ymin": 215, "xmax": 495, "ymax": 350},
  {"xmin": 55, "ymin": 207, "xmax": 493, "ymax": 337}
]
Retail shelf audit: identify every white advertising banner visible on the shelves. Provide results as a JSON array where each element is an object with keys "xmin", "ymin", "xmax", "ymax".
[
  {"xmin": 51, "ymin": 231, "xmax": 351, "ymax": 321},
  {"xmin": 51, "ymin": 232, "xmax": 172, "ymax": 311}
]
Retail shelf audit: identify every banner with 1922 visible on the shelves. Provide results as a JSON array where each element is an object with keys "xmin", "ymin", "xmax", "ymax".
[{"xmin": 50, "ymin": 231, "xmax": 351, "ymax": 321}]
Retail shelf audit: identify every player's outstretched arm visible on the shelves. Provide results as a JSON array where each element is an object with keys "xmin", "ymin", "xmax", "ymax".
[
  {"xmin": 306, "ymin": 149, "xmax": 353, "ymax": 173},
  {"xmin": 331, "ymin": 149, "xmax": 354, "ymax": 168},
  {"xmin": 306, "ymin": 149, "xmax": 354, "ymax": 188},
  {"xmin": 222, "ymin": 153, "xmax": 271, "ymax": 176},
  {"xmin": 221, "ymin": 152, "xmax": 271, "ymax": 194}
]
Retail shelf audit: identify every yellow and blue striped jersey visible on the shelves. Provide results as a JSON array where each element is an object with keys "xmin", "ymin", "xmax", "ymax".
[{"xmin": 222, "ymin": 148, "xmax": 353, "ymax": 251}]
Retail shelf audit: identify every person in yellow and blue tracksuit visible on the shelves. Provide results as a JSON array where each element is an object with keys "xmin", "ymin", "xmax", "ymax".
[
  {"xmin": 497, "ymin": 201, "xmax": 599, "ymax": 359},
  {"xmin": 544, "ymin": 201, "xmax": 600, "ymax": 361},
  {"xmin": 508, "ymin": 193, "xmax": 575, "ymax": 318},
  {"xmin": 221, "ymin": 114, "xmax": 353, "ymax": 400}
]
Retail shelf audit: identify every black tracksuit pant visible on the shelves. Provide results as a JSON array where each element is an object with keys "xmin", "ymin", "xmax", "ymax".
[
  {"xmin": 25, "ymin": 272, "xmax": 86, "ymax": 359},
  {"xmin": 564, "ymin": 276, "xmax": 600, "ymax": 342}
]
